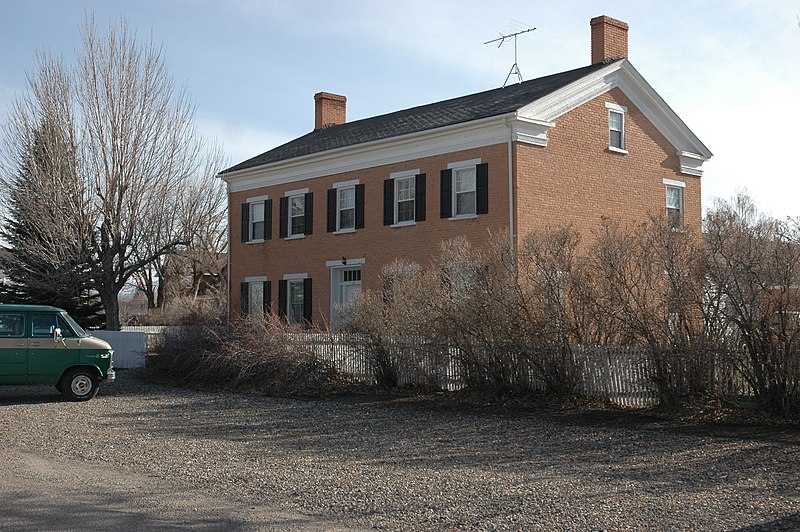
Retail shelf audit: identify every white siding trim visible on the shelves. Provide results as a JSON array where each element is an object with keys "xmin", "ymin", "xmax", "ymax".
[
  {"xmin": 605, "ymin": 101, "xmax": 628, "ymax": 113},
  {"xmin": 246, "ymin": 195, "xmax": 269, "ymax": 203},
  {"xmin": 244, "ymin": 276, "xmax": 267, "ymax": 282},
  {"xmin": 283, "ymin": 273, "xmax": 308, "ymax": 280}
]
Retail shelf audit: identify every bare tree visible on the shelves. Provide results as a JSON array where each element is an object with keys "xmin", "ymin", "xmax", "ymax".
[
  {"xmin": 1, "ymin": 17, "xmax": 220, "ymax": 329},
  {"xmin": 704, "ymin": 194, "xmax": 800, "ymax": 415}
]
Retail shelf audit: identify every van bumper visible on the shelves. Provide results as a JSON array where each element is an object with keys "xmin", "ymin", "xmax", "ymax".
[{"xmin": 105, "ymin": 368, "xmax": 116, "ymax": 383}]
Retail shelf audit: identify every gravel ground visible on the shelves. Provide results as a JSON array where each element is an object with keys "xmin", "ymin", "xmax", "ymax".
[{"xmin": 1, "ymin": 371, "xmax": 799, "ymax": 531}]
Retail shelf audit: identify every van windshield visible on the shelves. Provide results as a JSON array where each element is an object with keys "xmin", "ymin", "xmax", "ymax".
[{"xmin": 61, "ymin": 313, "xmax": 88, "ymax": 337}]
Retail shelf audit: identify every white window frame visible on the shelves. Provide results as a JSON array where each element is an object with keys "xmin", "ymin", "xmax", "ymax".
[
  {"xmin": 451, "ymin": 165, "xmax": 478, "ymax": 218},
  {"xmin": 244, "ymin": 275, "xmax": 267, "ymax": 317},
  {"xmin": 246, "ymin": 195, "xmax": 269, "ymax": 243},
  {"xmin": 336, "ymin": 186, "xmax": 356, "ymax": 232},
  {"xmin": 394, "ymin": 176, "xmax": 416, "ymax": 225},
  {"xmin": 664, "ymin": 178, "xmax": 686, "ymax": 229},
  {"xmin": 447, "ymin": 159, "xmax": 481, "ymax": 220},
  {"xmin": 288, "ymin": 194, "xmax": 306, "ymax": 238},
  {"xmin": 605, "ymin": 102, "xmax": 628, "ymax": 154}
]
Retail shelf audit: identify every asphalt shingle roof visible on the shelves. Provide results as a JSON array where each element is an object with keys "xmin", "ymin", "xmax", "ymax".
[{"xmin": 221, "ymin": 62, "xmax": 613, "ymax": 175}]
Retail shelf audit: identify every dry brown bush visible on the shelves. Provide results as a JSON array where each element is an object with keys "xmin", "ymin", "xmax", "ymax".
[{"xmin": 146, "ymin": 313, "xmax": 341, "ymax": 396}]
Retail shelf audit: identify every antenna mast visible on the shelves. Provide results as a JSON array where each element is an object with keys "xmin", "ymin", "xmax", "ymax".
[{"xmin": 485, "ymin": 26, "xmax": 536, "ymax": 87}]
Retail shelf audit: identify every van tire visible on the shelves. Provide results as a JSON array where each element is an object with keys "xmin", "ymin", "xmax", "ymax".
[{"xmin": 60, "ymin": 369, "xmax": 99, "ymax": 401}]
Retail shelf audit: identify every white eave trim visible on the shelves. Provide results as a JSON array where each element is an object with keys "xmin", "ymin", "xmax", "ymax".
[{"xmin": 221, "ymin": 113, "xmax": 520, "ymax": 192}]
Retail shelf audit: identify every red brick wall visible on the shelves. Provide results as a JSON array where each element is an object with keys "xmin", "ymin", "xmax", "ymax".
[
  {"xmin": 229, "ymin": 88, "xmax": 700, "ymax": 326},
  {"xmin": 513, "ymin": 87, "xmax": 701, "ymax": 249},
  {"xmin": 229, "ymin": 144, "xmax": 510, "ymax": 325}
]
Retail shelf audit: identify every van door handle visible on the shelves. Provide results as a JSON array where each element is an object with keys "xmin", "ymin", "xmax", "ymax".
[
  {"xmin": 16, "ymin": 343, "xmax": 26, "ymax": 347},
  {"xmin": 30, "ymin": 342, "xmax": 40, "ymax": 346}
]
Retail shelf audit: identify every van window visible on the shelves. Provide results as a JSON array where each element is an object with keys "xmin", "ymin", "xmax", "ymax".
[
  {"xmin": 0, "ymin": 313, "xmax": 25, "ymax": 338},
  {"xmin": 31, "ymin": 314, "xmax": 76, "ymax": 338}
]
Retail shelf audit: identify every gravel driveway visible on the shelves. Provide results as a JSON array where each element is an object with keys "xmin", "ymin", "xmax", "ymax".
[{"xmin": 1, "ymin": 372, "xmax": 799, "ymax": 531}]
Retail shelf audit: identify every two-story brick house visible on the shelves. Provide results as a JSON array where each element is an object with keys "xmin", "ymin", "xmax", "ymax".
[{"xmin": 220, "ymin": 15, "xmax": 712, "ymax": 327}]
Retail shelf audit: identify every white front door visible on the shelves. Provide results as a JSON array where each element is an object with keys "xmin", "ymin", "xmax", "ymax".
[{"xmin": 331, "ymin": 267, "xmax": 361, "ymax": 327}]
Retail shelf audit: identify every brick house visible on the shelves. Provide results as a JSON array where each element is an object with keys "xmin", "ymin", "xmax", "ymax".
[{"xmin": 219, "ymin": 15, "xmax": 712, "ymax": 327}]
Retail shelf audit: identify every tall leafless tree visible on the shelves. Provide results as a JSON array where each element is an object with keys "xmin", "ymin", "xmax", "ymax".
[{"xmin": 1, "ymin": 17, "xmax": 222, "ymax": 329}]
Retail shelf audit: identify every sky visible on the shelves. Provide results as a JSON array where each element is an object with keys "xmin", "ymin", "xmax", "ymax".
[{"xmin": 1, "ymin": 0, "xmax": 798, "ymax": 218}]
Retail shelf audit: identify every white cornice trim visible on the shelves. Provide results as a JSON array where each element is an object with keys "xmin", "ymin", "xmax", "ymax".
[{"xmin": 222, "ymin": 113, "xmax": 516, "ymax": 192}]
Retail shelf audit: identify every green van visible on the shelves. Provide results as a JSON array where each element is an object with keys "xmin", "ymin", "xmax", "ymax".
[{"xmin": 0, "ymin": 304, "xmax": 115, "ymax": 401}]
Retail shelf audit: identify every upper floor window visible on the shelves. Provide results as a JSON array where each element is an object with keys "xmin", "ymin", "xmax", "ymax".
[
  {"xmin": 338, "ymin": 187, "xmax": 356, "ymax": 230},
  {"xmin": 605, "ymin": 102, "xmax": 627, "ymax": 153},
  {"xmin": 251, "ymin": 202, "xmax": 266, "ymax": 240},
  {"xmin": 383, "ymin": 170, "xmax": 426, "ymax": 226},
  {"xmin": 327, "ymin": 180, "xmax": 364, "ymax": 233},
  {"xmin": 280, "ymin": 189, "xmax": 313, "ymax": 238},
  {"xmin": 241, "ymin": 195, "xmax": 272, "ymax": 243},
  {"xmin": 454, "ymin": 167, "xmax": 476, "ymax": 216},
  {"xmin": 664, "ymin": 178, "xmax": 686, "ymax": 229},
  {"xmin": 440, "ymin": 160, "xmax": 488, "ymax": 219}
]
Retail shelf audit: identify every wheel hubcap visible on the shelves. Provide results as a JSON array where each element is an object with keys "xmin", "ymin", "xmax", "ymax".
[{"xmin": 71, "ymin": 375, "xmax": 92, "ymax": 396}]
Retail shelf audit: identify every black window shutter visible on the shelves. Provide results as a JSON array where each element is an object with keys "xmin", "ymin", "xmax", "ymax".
[
  {"xmin": 241, "ymin": 203, "xmax": 250, "ymax": 242},
  {"xmin": 240, "ymin": 282, "xmax": 249, "ymax": 315},
  {"xmin": 476, "ymin": 163, "xmax": 489, "ymax": 214},
  {"xmin": 440, "ymin": 169, "xmax": 452, "ymax": 218},
  {"xmin": 263, "ymin": 280, "xmax": 271, "ymax": 314},
  {"xmin": 303, "ymin": 278, "xmax": 313, "ymax": 325},
  {"xmin": 355, "ymin": 184, "xmax": 365, "ymax": 229},
  {"xmin": 279, "ymin": 197, "xmax": 288, "ymax": 238},
  {"xmin": 278, "ymin": 280, "xmax": 287, "ymax": 319},
  {"xmin": 327, "ymin": 189, "xmax": 336, "ymax": 232},
  {"xmin": 265, "ymin": 199, "xmax": 273, "ymax": 240},
  {"xmin": 415, "ymin": 173, "xmax": 426, "ymax": 222},
  {"xmin": 383, "ymin": 179, "xmax": 394, "ymax": 225},
  {"xmin": 304, "ymin": 192, "xmax": 314, "ymax": 235}
]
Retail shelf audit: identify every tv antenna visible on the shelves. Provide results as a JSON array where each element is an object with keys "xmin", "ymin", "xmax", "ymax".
[{"xmin": 485, "ymin": 26, "xmax": 536, "ymax": 87}]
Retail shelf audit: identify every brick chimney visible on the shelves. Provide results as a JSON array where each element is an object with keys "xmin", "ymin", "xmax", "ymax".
[
  {"xmin": 590, "ymin": 15, "xmax": 629, "ymax": 64},
  {"xmin": 314, "ymin": 92, "xmax": 347, "ymax": 130}
]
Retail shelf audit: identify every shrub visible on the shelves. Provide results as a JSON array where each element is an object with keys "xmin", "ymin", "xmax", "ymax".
[{"xmin": 145, "ymin": 313, "xmax": 342, "ymax": 396}]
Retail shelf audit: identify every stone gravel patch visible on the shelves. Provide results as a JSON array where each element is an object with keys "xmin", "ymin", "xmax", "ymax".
[{"xmin": 1, "ymin": 372, "xmax": 799, "ymax": 531}]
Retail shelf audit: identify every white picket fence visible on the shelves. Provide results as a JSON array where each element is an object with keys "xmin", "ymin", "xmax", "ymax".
[{"xmin": 300, "ymin": 334, "xmax": 658, "ymax": 407}]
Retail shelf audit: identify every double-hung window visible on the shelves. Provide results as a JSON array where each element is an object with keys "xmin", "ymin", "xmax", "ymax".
[
  {"xmin": 383, "ymin": 170, "xmax": 426, "ymax": 226},
  {"xmin": 338, "ymin": 187, "xmax": 356, "ymax": 230},
  {"xmin": 290, "ymin": 196, "xmax": 305, "ymax": 235},
  {"xmin": 327, "ymin": 180, "xmax": 364, "ymax": 233},
  {"xmin": 440, "ymin": 160, "xmax": 488, "ymax": 219},
  {"xmin": 278, "ymin": 274, "xmax": 312, "ymax": 325},
  {"xmin": 664, "ymin": 178, "xmax": 685, "ymax": 229},
  {"xmin": 454, "ymin": 167, "xmax": 476, "ymax": 216},
  {"xmin": 395, "ymin": 177, "xmax": 415, "ymax": 223},
  {"xmin": 280, "ymin": 189, "xmax": 313, "ymax": 239},
  {"xmin": 240, "ymin": 277, "xmax": 270, "ymax": 317},
  {"xmin": 606, "ymin": 102, "xmax": 627, "ymax": 153},
  {"xmin": 241, "ymin": 196, "xmax": 271, "ymax": 243}
]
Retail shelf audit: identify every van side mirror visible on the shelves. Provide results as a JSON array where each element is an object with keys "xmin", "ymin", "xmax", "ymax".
[{"xmin": 52, "ymin": 327, "xmax": 62, "ymax": 342}]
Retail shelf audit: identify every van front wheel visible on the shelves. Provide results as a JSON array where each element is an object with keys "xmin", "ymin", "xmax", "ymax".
[{"xmin": 61, "ymin": 369, "xmax": 99, "ymax": 401}]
